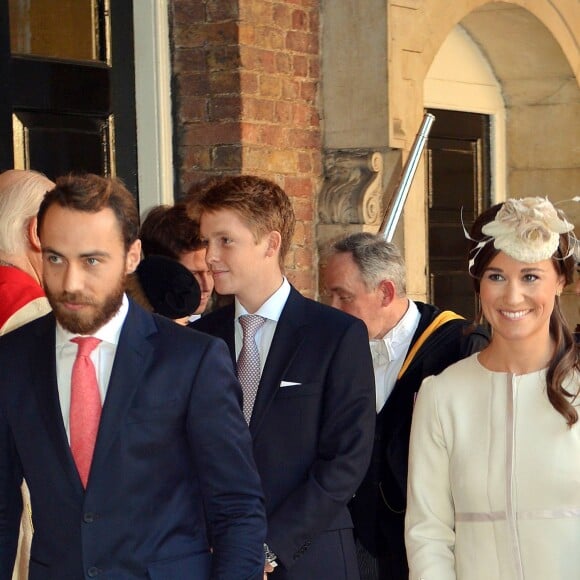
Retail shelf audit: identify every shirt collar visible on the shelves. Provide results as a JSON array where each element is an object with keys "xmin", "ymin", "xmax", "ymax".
[
  {"xmin": 235, "ymin": 277, "xmax": 291, "ymax": 323},
  {"xmin": 372, "ymin": 300, "xmax": 420, "ymax": 361},
  {"xmin": 56, "ymin": 293, "xmax": 130, "ymax": 347}
]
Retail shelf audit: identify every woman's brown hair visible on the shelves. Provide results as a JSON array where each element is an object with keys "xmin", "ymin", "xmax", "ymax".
[{"xmin": 468, "ymin": 202, "xmax": 579, "ymax": 427}]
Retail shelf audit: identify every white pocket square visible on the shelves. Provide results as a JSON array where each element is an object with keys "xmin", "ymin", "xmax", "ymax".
[{"xmin": 280, "ymin": 381, "xmax": 302, "ymax": 388}]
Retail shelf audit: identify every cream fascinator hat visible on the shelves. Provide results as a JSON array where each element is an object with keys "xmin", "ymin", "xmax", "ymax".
[{"xmin": 466, "ymin": 196, "xmax": 577, "ymax": 273}]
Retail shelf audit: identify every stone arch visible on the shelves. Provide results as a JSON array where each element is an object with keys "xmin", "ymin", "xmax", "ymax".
[{"xmin": 388, "ymin": 0, "xmax": 579, "ymax": 300}]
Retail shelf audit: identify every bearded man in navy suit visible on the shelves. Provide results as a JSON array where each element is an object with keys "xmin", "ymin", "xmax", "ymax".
[
  {"xmin": 0, "ymin": 174, "xmax": 266, "ymax": 580},
  {"xmin": 190, "ymin": 175, "xmax": 375, "ymax": 580}
]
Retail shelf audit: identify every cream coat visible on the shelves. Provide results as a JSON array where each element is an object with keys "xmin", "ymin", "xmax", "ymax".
[{"xmin": 405, "ymin": 353, "xmax": 580, "ymax": 580}]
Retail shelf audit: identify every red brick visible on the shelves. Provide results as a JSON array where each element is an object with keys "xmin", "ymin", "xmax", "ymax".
[
  {"xmin": 206, "ymin": 0, "xmax": 239, "ymax": 21},
  {"xmin": 286, "ymin": 31, "xmax": 318, "ymax": 54},
  {"xmin": 240, "ymin": 122, "xmax": 262, "ymax": 144},
  {"xmin": 207, "ymin": 46, "xmax": 241, "ymax": 71},
  {"xmin": 268, "ymin": 150, "xmax": 299, "ymax": 174},
  {"xmin": 281, "ymin": 78, "xmax": 300, "ymax": 100},
  {"xmin": 181, "ymin": 146, "xmax": 211, "ymax": 171},
  {"xmin": 292, "ymin": 9, "xmax": 308, "ymax": 31},
  {"xmin": 179, "ymin": 96, "xmax": 208, "ymax": 122},
  {"xmin": 308, "ymin": 56, "xmax": 320, "ymax": 79},
  {"xmin": 175, "ymin": 72, "xmax": 210, "ymax": 96},
  {"xmin": 274, "ymin": 100, "xmax": 292, "ymax": 124},
  {"xmin": 260, "ymin": 125, "xmax": 287, "ymax": 145},
  {"xmin": 210, "ymin": 71, "xmax": 241, "ymax": 94},
  {"xmin": 239, "ymin": 23, "xmax": 256, "ymax": 45},
  {"xmin": 212, "ymin": 145, "xmax": 242, "ymax": 170},
  {"xmin": 171, "ymin": 2, "xmax": 206, "ymax": 26},
  {"xmin": 284, "ymin": 176, "xmax": 314, "ymax": 198},
  {"xmin": 240, "ymin": 71, "xmax": 259, "ymax": 94},
  {"xmin": 240, "ymin": 1, "xmax": 273, "ymax": 24},
  {"xmin": 275, "ymin": 52, "xmax": 292, "ymax": 74},
  {"xmin": 288, "ymin": 128, "xmax": 319, "ymax": 149},
  {"xmin": 292, "ymin": 195, "xmax": 314, "ymax": 221},
  {"xmin": 209, "ymin": 96, "xmax": 242, "ymax": 121},
  {"xmin": 244, "ymin": 147, "xmax": 272, "ymax": 172},
  {"xmin": 184, "ymin": 122, "xmax": 241, "ymax": 146},
  {"xmin": 297, "ymin": 152, "xmax": 312, "ymax": 173},
  {"xmin": 259, "ymin": 75, "xmax": 282, "ymax": 98},
  {"xmin": 272, "ymin": 4, "xmax": 292, "ymax": 28},
  {"xmin": 292, "ymin": 55, "xmax": 308, "ymax": 77},
  {"xmin": 300, "ymin": 80, "xmax": 317, "ymax": 102},
  {"xmin": 309, "ymin": 9, "xmax": 320, "ymax": 34},
  {"xmin": 241, "ymin": 46, "xmax": 277, "ymax": 74},
  {"xmin": 243, "ymin": 98, "xmax": 275, "ymax": 122},
  {"xmin": 293, "ymin": 102, "xmax": 313, "ymax": 126},
  {"xmin": 173, "ymin": 48, "xmax": 206, "ymax": 74},
  {"xmin": 295, "ymin": 247, "xmax": 313, "ymax": 268},
  {"xmin": 286, "ymin": 269, "xmax": 316, "ymax": 297}
]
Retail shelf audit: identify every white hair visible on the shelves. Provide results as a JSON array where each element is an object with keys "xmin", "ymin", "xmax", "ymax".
[{"xmin": 0, "ymin": 170, "xmax": 54, "ymax": 255}]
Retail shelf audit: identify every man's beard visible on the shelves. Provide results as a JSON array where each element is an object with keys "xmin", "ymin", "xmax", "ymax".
[{"xmin": 46, "ymin": 279, "xmax": 125, "ymax": 335}]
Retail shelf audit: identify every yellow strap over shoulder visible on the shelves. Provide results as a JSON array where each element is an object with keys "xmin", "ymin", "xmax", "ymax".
[{"xmin": 397, "ymin": 310, "xmax": 464, "ymax": 380}]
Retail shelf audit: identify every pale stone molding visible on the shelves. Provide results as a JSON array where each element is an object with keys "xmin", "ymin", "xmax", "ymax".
[
  {"xmin": 319, "ymin": 149, "xmax": 401, "ymax": 226},
  {"xmin": 133, "ymin": 0, "xmax": 174, "ymax": 214}
]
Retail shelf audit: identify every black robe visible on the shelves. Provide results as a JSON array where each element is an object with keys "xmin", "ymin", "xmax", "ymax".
[{"xmin": 349, "ymin": 301, "xmax": 489, "ymax": 580}]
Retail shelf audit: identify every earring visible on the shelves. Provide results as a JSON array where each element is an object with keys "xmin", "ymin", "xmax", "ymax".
[{"xmin": 556, "ymin": 289, "xmax": 562, "ymax": 297}]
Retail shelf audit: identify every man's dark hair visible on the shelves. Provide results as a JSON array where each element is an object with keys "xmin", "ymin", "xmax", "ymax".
[
  {"xmin": 37, "ymin": 173, "xmax": 139, "ymax": 251},
  {"xmin": 139, "ymin": 203, "xmax": 204, "ymax": 259}
]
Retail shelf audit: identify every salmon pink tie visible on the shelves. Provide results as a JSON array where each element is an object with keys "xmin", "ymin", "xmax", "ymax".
[{"xmin": 70, "ymin": 337, "xmax": 102, "ymax": 488}]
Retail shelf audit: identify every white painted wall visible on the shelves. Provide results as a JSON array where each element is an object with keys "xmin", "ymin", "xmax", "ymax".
[
  {"xmin": 424, "ymin": 25, "xmax": 506, "ymax": 202},
  {"xmin": 133, "ymin": 0, "xmax": 174, "ymax": 215}
]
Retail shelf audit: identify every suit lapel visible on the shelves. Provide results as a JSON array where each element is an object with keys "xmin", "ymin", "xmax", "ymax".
[
  {"xmin": 89, "ymin": 303, "xmax": 156, "ymax": 483},
  {"xmin": 250, "ymin": 288, "xmax": 308, "ymax": 437},
  {"xmin": 31, "ymin": 314, "xmax": 83, "ymax": 495}
]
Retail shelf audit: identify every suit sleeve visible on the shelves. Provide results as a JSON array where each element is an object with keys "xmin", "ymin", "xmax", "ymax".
[
  {"xmin": 267, "ymin": 319, "xmax": 375, "ymax": 566},
  {"xmin": 405, "ymin": 375, "xmax": 457, "ymax": 580},
  {"xmin": 186, "ymin": 337, "xmax": 267, "ymax": 580},
  {"xmin": 0, "ymin": 398, "xmax": 23, "ymax": 578}
]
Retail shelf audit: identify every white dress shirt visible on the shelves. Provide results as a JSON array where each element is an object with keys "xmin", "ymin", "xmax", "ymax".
[
  {"xmin": 369, "ymin": 299, "xmax": 420, "ymax": 413},
  {"xmin": 55, "ymin": 294, "xmax": 129, "ymax": 440},
  {"xmin": 234, "ymin": 277, "xmax": 291, "ymax": 372}
]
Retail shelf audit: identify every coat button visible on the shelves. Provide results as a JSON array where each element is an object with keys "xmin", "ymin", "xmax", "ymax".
[
  {"xmin": 83, "ymin": 512, "xmax": 95, "ymax": 523},
  {"xmin": 87, "ymin": 566, "xmax": 100, "ymax": 577}
]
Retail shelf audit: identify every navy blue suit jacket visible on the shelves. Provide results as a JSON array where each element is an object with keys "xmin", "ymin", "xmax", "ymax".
[
  {"xmin": 193, "ymin": 287, "xmax": 375, "ymax": 579},
  {"xmin": 0, "ymin": 301, "xmax": 266, "ymax": 580}
]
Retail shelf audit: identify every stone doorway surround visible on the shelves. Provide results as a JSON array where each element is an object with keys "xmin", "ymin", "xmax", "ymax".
[
  {"xmin": 388, "ymin": 0, "xmax": 578, "ymax": 322},
  {"xmin": 320, "ymin": 0, "xmax": 578, "ymax": 327}
]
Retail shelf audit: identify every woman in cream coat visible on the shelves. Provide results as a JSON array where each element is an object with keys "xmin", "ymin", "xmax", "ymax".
[{"xmin": 405, "ymin": 197, "xmax": 580, "ymax": 580}]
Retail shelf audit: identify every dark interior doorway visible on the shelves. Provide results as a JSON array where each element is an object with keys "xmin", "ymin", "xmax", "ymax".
[
  {"xmin": 426, "ymin": 108, "xmax": 491, "ymax": 320},
  {"xmin": 0, "ymin": 0, "xmax": 138, "ymax": 199}
]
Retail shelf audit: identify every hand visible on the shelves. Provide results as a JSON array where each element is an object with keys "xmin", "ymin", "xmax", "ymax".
[{"xmin": 264, "ymin": 562, "xmax": 276, "ymax": 575}]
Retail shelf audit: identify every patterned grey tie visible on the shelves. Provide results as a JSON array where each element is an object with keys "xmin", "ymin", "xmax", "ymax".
[{"xmin": 237, "ymin": 314, "xmax": 266, "ymax": 424}]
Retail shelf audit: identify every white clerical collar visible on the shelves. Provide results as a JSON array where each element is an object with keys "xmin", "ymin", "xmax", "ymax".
[{"xmin": 56, "ymin": 293, "xmax": 129, "ymax": 347}]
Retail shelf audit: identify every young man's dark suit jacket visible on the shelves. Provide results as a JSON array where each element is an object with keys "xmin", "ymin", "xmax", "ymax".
[
  {"xmin": 349, "ymin": 301, "xmax": 490, "ymax": 580},
  {"xmin": 0, "ymin": 300, "xmax": 266, "ymax": 580},
  {"xmin": 193, "ymin": 287, "xmax": 376, "ymax": 580}
]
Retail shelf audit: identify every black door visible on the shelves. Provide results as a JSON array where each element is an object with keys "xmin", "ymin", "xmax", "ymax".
[
  {"xmin": 426, "ymin": 109, "xmax": 491, "ymax": 319},
  {"xmin": 0, "ymin": 0, "xmax": 138, "ymax": 198}
]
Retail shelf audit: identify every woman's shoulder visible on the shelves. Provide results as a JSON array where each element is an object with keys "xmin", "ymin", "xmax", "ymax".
[{"xmin": 428, "ymin": 351, "xmax": 484, "ymax": 382}]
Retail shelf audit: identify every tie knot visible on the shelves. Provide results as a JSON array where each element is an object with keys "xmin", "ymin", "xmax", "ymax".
[
  {"xmin": 370, "ymin": 339, "xmax": 392, "ymax": 366},
  {"xmin": 239, "ymin": 314, "xmax": 266, "ymax": 339},
  {"xmin": 71, "ymin": 337, "xmax": 101, "ymax": 358}
]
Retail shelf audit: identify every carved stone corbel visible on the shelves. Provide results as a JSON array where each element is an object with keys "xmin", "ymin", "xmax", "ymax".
[
  {"xmin": 318, "ymin": 150, "xmax": 382, "ymax": 225},
  {"xmin": 318, "ymin": 149, "xmax": 401, "ymax": 226}
]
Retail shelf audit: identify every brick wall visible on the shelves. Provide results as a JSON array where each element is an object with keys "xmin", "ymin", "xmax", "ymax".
[{"xmin": 170, "ymin": 0, "xmax": 322, "ymax": 296}]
